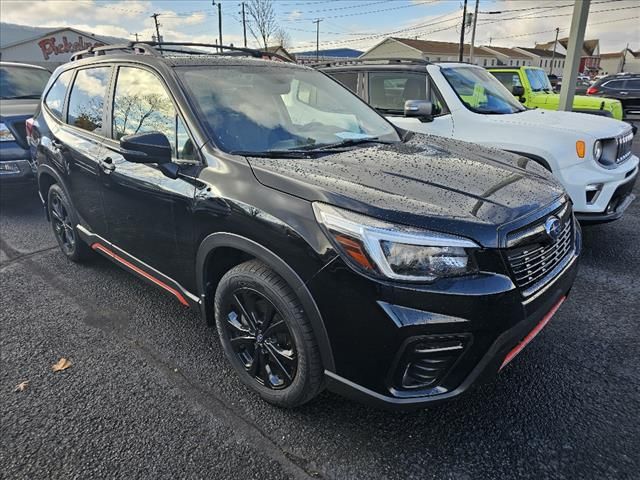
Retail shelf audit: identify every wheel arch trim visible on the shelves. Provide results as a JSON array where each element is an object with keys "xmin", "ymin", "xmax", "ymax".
[{"xmin": 196, "ymin": 232, "xmax": 335, "ymax": 372}]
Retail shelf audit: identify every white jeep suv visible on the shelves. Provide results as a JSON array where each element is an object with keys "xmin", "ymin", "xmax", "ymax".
[{"xmin": 321, "ymin": 60, "xmax": 638, "ymax": 223}]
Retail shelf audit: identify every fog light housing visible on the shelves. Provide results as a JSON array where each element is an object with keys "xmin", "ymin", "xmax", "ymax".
[{"xmin": 585, "ymin": 183, "xmax": 603, "ymax": 204}]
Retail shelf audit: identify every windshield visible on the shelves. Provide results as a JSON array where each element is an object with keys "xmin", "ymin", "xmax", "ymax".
[
  {"xmin": 525, "ymin": 68, "xmax": 553, "ymax": 92},
  {"xmin": 0, "ymin": 66, "xmax": 51, "ymax": 99},
  {"xmin": 178, "ymin": 65, "xmax": 400, "ymax": 154},
  {"xmin": 441, "ymin": 66, "xmax": 526, "ymax": 114}
]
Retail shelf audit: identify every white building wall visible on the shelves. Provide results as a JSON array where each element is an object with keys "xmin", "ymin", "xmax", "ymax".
[{"xmin": 0, "ymin": 30, "xmax": 107, "ymax": 68}]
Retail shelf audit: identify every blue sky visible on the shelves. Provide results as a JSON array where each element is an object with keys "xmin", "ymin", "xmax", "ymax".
[{"xmin": 1, "ymin": 0, "xmax": 638, "ymax": 53}]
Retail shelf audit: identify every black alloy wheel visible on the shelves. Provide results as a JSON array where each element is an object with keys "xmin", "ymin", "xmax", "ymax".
[
  {"xmin": 225, "ymin": 288, "xmax": 297, "ymax": 389},
  {"xmin": 50, "ymin": 189, "xmax": 76, "ymax": 255},
  {"xmin": 47, "ymin": 184, "xmax": 92, "ymax": 262},
  {"xmin": 215, "ymin": 260, "xmax": 324, "ymax": 407}
]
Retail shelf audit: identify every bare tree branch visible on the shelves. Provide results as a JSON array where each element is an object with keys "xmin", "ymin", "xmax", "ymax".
[
  {"xmin": 274, "ymin": 27, "xmax": 291, "ymax": 49},
  {"xmin": 246, "ymin": 0, "xmax": 277, "ymax": 49}
]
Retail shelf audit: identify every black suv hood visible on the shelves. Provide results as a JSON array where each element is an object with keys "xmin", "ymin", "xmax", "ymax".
[{"xmin": 247, "ymin": 133, "xmax": 564, "ymax": 247}]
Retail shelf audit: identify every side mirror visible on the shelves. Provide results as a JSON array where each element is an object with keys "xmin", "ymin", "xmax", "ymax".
[
  {"xmin": 404, "ymin": 100, "xmax": 433, "ymax": 122},
  {"xmin": 120, "ymin": 131, "xmax": 172, "ymax": 165},
  {"xmin": 512, "ymin": 85, "xmax": 525, "ymax": 98}
]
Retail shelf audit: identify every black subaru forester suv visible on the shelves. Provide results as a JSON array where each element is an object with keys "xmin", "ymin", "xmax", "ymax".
[{"xmin": 31, "ymin": 42, "xmax": 580, "ymax": 409}]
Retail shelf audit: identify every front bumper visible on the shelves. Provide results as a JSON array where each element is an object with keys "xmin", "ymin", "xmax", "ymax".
[
  {"xmin": 309, "ymin": 226, "xmax": 581, "ymax": 410},
  {"xmin": 559, "ymin": 154, "xmax": 638, "ymax": 221},
  {"xmin": 575, "ymin": 171, "xmax": 637, "ymax": 223},
  {"xmin": 0, "ymin": 143, "xmax": 36, "ymax": 190}
]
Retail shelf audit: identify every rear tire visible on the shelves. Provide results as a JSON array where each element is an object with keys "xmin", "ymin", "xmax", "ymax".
[
  {"xmin": 214, "ymin": 260, "xmax": 324, "ymax": 408},
  {"xmin": 47, "ymin": 184, "xmax": 92, "ymax": 262}
]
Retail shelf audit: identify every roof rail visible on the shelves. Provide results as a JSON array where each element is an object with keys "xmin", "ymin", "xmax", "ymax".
[
  {"xmin": 310, "ymin": 57, "xmax": 432, "ymax": 68},
  {"xmin": 70, "ymin": 41, "xmax": 294, "ymax": 63},
  {"xmin": 70, "ymin": 42, "xmax": 156, "ymax": 61}
]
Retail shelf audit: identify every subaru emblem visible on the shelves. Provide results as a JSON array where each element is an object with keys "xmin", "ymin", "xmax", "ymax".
[{"xmin": 544, "ymin": 216, "xmax": 562, "ymax": 242}]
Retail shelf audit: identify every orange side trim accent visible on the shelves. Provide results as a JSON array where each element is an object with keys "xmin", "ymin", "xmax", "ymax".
[
  {"xmin": 500, "ymin": 295, "xmax": 566, "ymax": 370},
  {"xmin": 91, "ymin": 243, "xmax": 190, "ymax": 307}
]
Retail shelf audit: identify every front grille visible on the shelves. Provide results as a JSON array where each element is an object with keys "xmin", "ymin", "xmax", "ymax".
[
  {"xmin": 615, "ymin": 130, "xmax": 634, "ymax": 165},
  {"xmin": 505, "ymin": 203, "xmax": 574, "ymax": 295}
]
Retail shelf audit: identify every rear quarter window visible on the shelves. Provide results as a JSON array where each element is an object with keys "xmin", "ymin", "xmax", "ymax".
[{"xmin": 44, "ymin": 70, "xmax": 74, "ymax": 120}]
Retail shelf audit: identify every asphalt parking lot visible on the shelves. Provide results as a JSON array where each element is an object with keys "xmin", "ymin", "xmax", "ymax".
[{"xmin": 1, "ymin": 131, "xmax": 639, "ymax": 480}]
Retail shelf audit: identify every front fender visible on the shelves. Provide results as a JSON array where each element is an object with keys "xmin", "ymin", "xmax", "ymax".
[{"xmin": 195, "ymin": 232, "xmax": 336, "ymax": 372}]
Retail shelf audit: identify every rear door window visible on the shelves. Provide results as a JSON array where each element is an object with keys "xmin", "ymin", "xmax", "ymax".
[
  {"xmin": 626, "ymin": 79, "xmax": 640, "ymax": 90},
  {"xmin": 44, "ymin": 70, "xmax": 73, "ymax": 120},
  {"xmin": 67, "ymin": 67, "xmax": 111, "ymax": 134}
]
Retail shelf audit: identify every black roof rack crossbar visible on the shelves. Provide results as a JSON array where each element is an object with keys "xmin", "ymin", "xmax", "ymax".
[
  {"xmin": 70, "ymin": 41, "xmax": 293, "ymax": 63},
  {"xmin": 148, "ymin": 42, "xmax": 294, "ymax": 63}
]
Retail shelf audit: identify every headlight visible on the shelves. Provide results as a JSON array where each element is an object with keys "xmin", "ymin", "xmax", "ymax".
[
  {"xmin": 0, "ymin": 123, "xmax": 16, "ymax": 142},
  {"xmin": 593, "ymin": 140, "xmax": 603, "ymax": 162},
  {"xmin": 313, "ymin": 203, "xmax": 479, "ymax": 282}
]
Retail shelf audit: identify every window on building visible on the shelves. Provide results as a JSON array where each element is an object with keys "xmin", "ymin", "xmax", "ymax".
[
  {"xmin": 483, "ymin": 58, "xmax": 487, "ymax": 66},
  {"xmin": 491, "ymin": 59, "xmax": 495, "ymax": 66},
  {"xmin": 330, "ymin": 72, "xmax": 358, "ymax": 93},
  {"xmin": 509, "ymin": 60, "xmax": 512, "ymax": 66},
  {"xmin": 67, "ymin": 67, "xmax": 111, "ymax": 134},
  {"xmin": 112, "ymin": 66, "xmax": 194, "ymax": 160},
  {"xmin": 516, "ymin": 60, "xmax": 519, "ymax": 66},
  {"xmin": 44, "ymin": 69, "xmax": 73, "ymax": 120}
]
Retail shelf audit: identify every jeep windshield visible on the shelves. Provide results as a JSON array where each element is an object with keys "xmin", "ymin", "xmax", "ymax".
[
  {"xmin": 441, "ymin": 66, "xmax": 526, "ymax": 114},
  {"xmin": 526, "ymin": 68, "xmax": 553, "ymax": 92},
  {"xmin": 0, "ymin": 66, "xmax": 51, "ymax": 99},
  {"xmin": 177, "ymin": 65, "xmax": 400, "ymax": 154}
]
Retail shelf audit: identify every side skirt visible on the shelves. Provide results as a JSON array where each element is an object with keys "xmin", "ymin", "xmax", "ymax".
[{"xmin": 76, "ymin": 225, "xmax": 200, "ymax": 309}]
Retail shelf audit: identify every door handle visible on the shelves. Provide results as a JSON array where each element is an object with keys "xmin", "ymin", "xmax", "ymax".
[
  {"xmin": 619, "ymin": 91, "xmax": 628, "ymax": 95},
  {"xmin": 99, "ymin": 156, "xmax": 116, "ymax": 174}
]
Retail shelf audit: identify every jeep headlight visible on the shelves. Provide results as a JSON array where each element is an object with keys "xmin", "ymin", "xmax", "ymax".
[
  {"xmin": 313, "ymin": 203, "xmax": 479, "ymax": 282},
  {"xmin": 593, "ymin": 140, "xmax": 603, "ymax": 162}
]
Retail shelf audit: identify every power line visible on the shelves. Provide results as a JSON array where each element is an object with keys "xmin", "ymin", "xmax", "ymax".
[
  {"xmin": 284, "ymin": 0, "xmax": 439, "ymax": 22},
  {"xmin": 281, "ymin": 0, "xmax": 388, "ymax": 16}
]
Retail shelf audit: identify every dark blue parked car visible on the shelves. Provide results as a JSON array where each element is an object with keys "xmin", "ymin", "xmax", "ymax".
[{"xmin": 0, "ymin": 62, "xmax": 50, "ymax": 193}]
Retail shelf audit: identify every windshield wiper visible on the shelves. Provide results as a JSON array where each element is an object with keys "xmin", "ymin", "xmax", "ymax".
[
  {"xmin": 297, "ymin": 137, "xmax": 388, "ymax": 151},
  {"xmin": 229, "ymin": 150, "xmax": 314, "ymax": 158}
]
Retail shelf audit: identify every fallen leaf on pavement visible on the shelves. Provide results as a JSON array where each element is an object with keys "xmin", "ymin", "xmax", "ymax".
[
  {"xmin": 14, "ymin": 381, "xmax": 29, "ymax": 392},
  {"xmin": 52, "ymin": 358, "xmax": 72, "ymax": 372}
]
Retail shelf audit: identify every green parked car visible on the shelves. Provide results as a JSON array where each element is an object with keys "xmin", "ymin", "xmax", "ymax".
[{"xmin": 488, "ymin": 66, "xmax": 624, "ymax": 120}]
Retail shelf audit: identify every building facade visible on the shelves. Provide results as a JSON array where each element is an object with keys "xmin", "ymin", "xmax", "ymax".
[{"xmin": 0, "ymin": 24, "xmax": 127, "ymax": 69}]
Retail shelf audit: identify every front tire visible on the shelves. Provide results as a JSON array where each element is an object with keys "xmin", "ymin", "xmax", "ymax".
[
  {"xmin": 214, "ymin": 260, "xmax": 324, "ymax": 408},
  {"xmin": 47, "ymin": 184, "xmax": 92, "ymax": 262}
]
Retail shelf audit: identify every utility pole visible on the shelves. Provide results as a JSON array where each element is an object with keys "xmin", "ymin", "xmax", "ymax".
[
  {"xmin": 239, "ymin": 2, "xmax": 247, "ymax": 48},
  {"xmin": 313, "ymin": 19, "xmax": 322, "ymax": 61},
  {"xmin": 213, "ymin": 1, "xmax": 223, "ymax": 51},
  {"xmin": 469, "ymin": 0, "xmax": 479, "ymax": 64},
  {"xmin": 621, "ymin": 42, "xmax": 629, "ymax": 72},
  {"xmin": 559, "ymin": 0, "xmax": 590, "ymax": 112},
  {"xmin": 151, "ymin": 13, "xmax": 162, "ymax": 52},
  {"xmin": 131, "ymin": 33, "xmax": 139, "ymax": 42},
  {"xmin": 458, "ymin": 0, "xmax": 468, "ymax": 62},
  {"xmin": 550, "ymin": 27, "xmax": 560, "ymax": 75}
]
